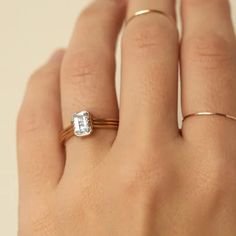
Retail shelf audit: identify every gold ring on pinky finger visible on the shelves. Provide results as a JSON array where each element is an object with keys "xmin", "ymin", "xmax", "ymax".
[
  {"xmin": 125, "ymin": 9, "xmax": 175, "ymax": 26},
  {"xmin": 183, "ymin": 112, "xmax": 236, "ymax": 123},
  {"xmin": 60, "ymin": 111, "xmax": 119, "ymax": 144}
]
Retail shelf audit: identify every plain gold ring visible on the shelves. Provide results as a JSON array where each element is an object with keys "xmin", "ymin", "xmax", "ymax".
[
  {"xmin": 126, "ymin": 9, "xmax": 175, "ymax": 26},
  {"xmin": 183, "ymin": 112, "xmax": 236, "ymax": 122}
]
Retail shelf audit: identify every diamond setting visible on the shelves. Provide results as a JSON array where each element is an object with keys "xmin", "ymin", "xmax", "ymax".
[{"xmin": 72, "ymin": 111, "xmax": 93, "ymax": 137}]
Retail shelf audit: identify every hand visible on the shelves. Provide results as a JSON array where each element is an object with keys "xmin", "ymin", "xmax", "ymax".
[{"xmin": 17, "ymin": 0, "xmax": 236, "ymax": 235}]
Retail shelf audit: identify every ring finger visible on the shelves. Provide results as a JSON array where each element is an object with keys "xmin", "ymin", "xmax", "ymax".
[
  {"xmin": 60, "ymin": 0, "xmax": 125, "ymax": 172},
  {"xmin": 119, "ymin": 0, "xmax": 179, "ymax": 147}
]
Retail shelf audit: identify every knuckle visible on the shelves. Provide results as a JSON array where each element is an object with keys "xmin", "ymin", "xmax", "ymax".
[
  {"xmin": 54, "ymin": 179, "xmax": 99, "ymax": 227},
  {"xmin": 192, "ymin": 157, "xmax": 236, "ymax": 196},
  {"xmin": 183, "ymin": 157, "xmax": 236, "ymax": 210},
  {"xmin": 124, "ymin": 18, "xmax": 177, "ymax": 53},
  {"xmin": 30, "ymin": 210, "xmax": 58, "ymax": 235},
  {"xmin": 55, "ymin": 198, "xmax": 85, "ymax": 227},
  {"xmin": 62, "ymin": 50, "xmax": 109, "ymax": 87},
  {"xmin": 213, "ymin": 159, "xmax": 236, "ymax": 191},
  {"xmin": 118, "ymin": 150, "xmax": 177, "ymax": 196},
  {"xmin": 61, "ymin": 50, "xmax": 113, "ymax": 109},
  {"xmin": 184, "ymin": 33, "xmax": 234, "ymax": 69},
  {"xmin": 62, "ymin": 51, "xmax": 95, "ymax": 81},
  {"xmin": 20, "ymin": 200, "xmax": 57, "ymax": 235},
  {"xmin": 31, "ymin": 212, "xmax": 55, "ymax": 234}
]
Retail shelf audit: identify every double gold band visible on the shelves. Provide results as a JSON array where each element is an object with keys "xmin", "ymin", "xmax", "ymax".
[{"xmin": 60, "ymin": 111, "xmax": 119, "ymax": 144}]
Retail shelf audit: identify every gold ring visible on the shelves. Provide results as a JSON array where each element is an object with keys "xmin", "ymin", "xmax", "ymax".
[
  {"xmin": 60, "ymin": 111, "xmax": 119, "ymax": 144},
  {"xmin": 183, "ymin": 112, "xmax": 236, "ymax": 122},
  {"xmin": 126, "ymin": 9, "xmax": 175, "ymax": 26}
]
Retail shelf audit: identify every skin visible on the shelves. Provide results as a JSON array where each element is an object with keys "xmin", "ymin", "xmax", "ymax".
[{"xmin": 17, "ymin": 0, "xmax": 236, "ymax": 235}]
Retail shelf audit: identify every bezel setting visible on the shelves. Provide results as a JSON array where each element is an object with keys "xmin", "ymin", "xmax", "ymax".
[{"xmin": 72, "ymin": 111, "xmax": 93, "ymax": 137}]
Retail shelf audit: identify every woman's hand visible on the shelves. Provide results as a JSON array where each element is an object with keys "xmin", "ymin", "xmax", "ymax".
[{"xmin": 17, "ymin": 0, "xmax": 236, "ymax": 235}]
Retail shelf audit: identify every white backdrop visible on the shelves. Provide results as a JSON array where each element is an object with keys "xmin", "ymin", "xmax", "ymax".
[{"xmin": 0, "ymin": 0, "xmax": 235, "ymax": 235}]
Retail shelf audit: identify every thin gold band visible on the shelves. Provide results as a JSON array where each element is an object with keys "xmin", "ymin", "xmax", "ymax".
[
  {"xmin": 183, "ymin": 112, "xmax": 236, "ymax": 122},
  {"xmin": 126, "ymin": 9, "xmax": 175, "ymax": 26}
]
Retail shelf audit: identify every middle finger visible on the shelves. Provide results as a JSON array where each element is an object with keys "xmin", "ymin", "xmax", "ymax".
[{"xmin": 119, "ymin": 0, "xmax": 179, "ymax": 144}]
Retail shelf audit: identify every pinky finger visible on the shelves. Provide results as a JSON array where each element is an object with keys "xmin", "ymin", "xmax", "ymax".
[{"xmin": 17, "ymin": 50, "xmax": 65, "ymax": 197}]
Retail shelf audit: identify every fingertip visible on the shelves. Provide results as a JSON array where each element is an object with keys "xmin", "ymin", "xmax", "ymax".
[{"xmin": 49, "ymin": 49, "xmax": 66, "ymax": 63}]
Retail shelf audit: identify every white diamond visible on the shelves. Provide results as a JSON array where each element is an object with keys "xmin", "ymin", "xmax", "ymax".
[{"xmin": 72, "ymin": 111, "xmax": 93, "ymax": 137}]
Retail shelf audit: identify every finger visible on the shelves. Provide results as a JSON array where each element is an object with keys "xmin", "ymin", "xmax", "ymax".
[
  {"xmin": 61, "ymin": 0, "xmax": 125, "ymax": 167},
  {"xmin": 181, "ymin": 0, "xmax": 236, "ymax": 138},
  {"xmin": 120, "ymin": 0, "xmax": 179, "ymax": 144},
  {"xmin": 17, "ymin": 50, "xmax": 65, "ymax": 196}
]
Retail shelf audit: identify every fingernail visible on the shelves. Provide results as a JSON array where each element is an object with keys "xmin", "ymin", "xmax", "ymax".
[{"xmin": 49, "ymin": 49, "xmax": 65, "ymax": 62}]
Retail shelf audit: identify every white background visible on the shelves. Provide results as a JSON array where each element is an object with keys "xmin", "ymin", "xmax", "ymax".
[{"xmin": 0, "ymin": 0, "xmax": 236, "ymax": 235}]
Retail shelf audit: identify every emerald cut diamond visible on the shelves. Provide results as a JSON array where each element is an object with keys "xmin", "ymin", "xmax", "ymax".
[{"xmin": 72, "ymin": 111, "xmax": 93, "ymax": 137}]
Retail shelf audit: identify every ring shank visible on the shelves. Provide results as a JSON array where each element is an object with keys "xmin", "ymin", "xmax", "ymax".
[
  {"xmin": 126, "ymin": 9, "xmax": 175, "ymax": 26},
  {"xmin": 60, "ymin": 117, "xmax": 119, "ymax": 144},
  {"xmin": 183, "ymin": 112, "xmax": 236, "ymax": 122}
]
